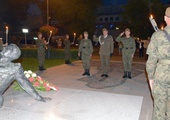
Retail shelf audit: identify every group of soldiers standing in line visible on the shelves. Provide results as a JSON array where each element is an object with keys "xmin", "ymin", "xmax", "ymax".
[{"xmin": 36, "ymin": 27, "xmax": 136, "ymax": 79}]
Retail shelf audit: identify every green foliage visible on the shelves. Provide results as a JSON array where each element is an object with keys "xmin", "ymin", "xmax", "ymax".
[
  {"xmin": 123, "ymin": 0, "xmax": 166, "ymax": 39},
  {"xmin": 38, "ymin": 0, "xmax": 102, "ymax": 35},
  {"xmin": 14, "ymin": 57, "xmax": 77, "ymax": 72},
  {"xmin": 0, "ymin": 0, "xmax": 36, "ymax": 30},
  {"xmin": 149, "ymin": 0, "xmax": 166, "ymax": 27},
  {"xmin": 20, "ymin": 48, "xmax": 78, "ymax": 59}
]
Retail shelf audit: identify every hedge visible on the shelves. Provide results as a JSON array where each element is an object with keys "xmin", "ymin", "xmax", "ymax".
[{"xmin": 20, "ymin": 48, "xmax": 79, "ymax": 59}]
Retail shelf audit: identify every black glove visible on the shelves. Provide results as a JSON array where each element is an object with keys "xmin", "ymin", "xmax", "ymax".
[{"xmin": 110, "ymin": 53, "xmax": 113, "ymax": 57}]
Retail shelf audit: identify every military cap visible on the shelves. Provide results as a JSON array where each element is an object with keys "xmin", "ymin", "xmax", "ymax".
[
  {"xmin": 84, "ymin": 31, "xmax": 88, "ymax": 34},
  {"xmin": 165, "ymin": 7, "xmax": 170, "ymax": 17},
  {"xmin": 125, "ymin": 28, "xmax": 130, "ymax": 32},
  {"xmin": 37, "ymin": 32, "xmax": 42, "ymax": 36},
  {"xmin": 102, "ymin": 28, "xmax": 108, "ymax": 31}
]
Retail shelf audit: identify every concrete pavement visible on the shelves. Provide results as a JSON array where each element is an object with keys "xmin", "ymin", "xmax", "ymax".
[{"xmin": 0, "ymin": 49, "xmax": 153, "ymax": 120}]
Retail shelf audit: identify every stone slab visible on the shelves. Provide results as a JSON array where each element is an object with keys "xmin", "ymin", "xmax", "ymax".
[{"xmin": 1, "ymin": 88, "xmax": 143, "ymax": 120}]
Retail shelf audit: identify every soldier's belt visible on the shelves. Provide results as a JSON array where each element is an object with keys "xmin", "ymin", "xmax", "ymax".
[{"xmin": 159, "ymin": 60, "xmax": 170, "ymax": 64}]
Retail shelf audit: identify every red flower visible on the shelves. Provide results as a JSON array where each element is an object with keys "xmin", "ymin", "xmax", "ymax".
[
  {"xmin": 36, "ymin": 76, "xmax": 42, "ymax": 81},
  {"xmin": 29, "ymin": 77, "xmax": 34, "ymax": 82},
  {"xmin": 45, "ymin": 86, "xmax": 51, "ymax": 91},
  {"xmin": 34, "ymin": 82, "xmax": 40, "ymax": 87},
  {"xmin": 43, "ymin": 83, "xmax": 47, "ymax": 87}
]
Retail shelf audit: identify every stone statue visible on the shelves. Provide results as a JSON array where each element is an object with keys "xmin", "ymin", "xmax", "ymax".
[{"xmin": 0, "ymin": 44, "xmax": 50, "ymax": 108}]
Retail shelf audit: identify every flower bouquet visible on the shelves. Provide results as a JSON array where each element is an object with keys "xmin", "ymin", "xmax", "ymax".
[{"xmin": 13, "ymin": 70, "xmax": 58, "ymax": 91}]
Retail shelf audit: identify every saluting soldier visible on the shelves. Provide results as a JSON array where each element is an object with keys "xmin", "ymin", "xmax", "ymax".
[
  {"xmin": 116, "ymin": 28, "xmax": 136, "ymax": 79},
  {"xmin": 93, "ymin": 28, "xmax": 114, "ymax": 77},
  {"xmin": 146, "ymin": 7, "xmax": 170, "ymax": 120},
  {"xmin": 36, "ymin": 32, "xmax": 48, "ymax": 71},
  {"xmin": 63, "ymin": 34, "xmax": 72, "ymax": 64},
  {"xmin": 78, "ymin": 31, "xmax": 93, "ymax": 76}
]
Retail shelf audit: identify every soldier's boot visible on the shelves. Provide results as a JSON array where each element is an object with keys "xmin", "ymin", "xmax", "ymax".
[
  {"xmin": 86, "ymin": 69, "xmax": 90, "ymax": 76},
  {"xmin": 65, "ymin": 60, "xmax": 69, "ymax": 64},
  {"xmin": 127, "ymin": 72, "xmax": 132, "ymax": 79},
  {"xmin": 68, "ymin": 60, "xmax": 71, "ymax": 64},
  {"xmin": 41, "ymin": 66, "xmax": 46, "ymax": 70},
  {"xmin": 39, "ymin": 66, "xmax": 44, "ymax": 71},
  {"xmin": 122, "ymin": 71, "xmax": 127, "ymax": 78},
  {"xmin": 82, "ymin": 69, "xmax": 87, "ymax": 76}
]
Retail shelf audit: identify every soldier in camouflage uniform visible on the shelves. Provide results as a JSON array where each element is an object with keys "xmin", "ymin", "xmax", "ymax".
[
  {"xmin": 116, "ymin": 28, "xmax": 136, "ymax": 79},
  {"xmin": 36, "ymin": 32, "xmax": 48, "ymax": 71},
  {"xmin": 64, "ymin": 34, "xmax": 72, "ymax": 64},
  {"xmin": 78, "ymin": 31, "xmax": 93, "ymax": 76},
  {"xmin": 146, "ymin": 7, "xmax": 170, "ymax": 120},
  {"xmin": 93, "ymin": 28, "xmax": 114, "ymax": 77}
]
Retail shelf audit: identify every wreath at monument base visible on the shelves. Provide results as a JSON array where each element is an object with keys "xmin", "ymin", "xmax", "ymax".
[{"xmin": 13, "ymin": 70, "xmax": 58, "ymax": 91}]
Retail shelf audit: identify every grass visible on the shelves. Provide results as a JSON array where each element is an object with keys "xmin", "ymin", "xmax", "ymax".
[{"xmin": 13, "ymin": 57, "xmax": 77, "ymax": 72}]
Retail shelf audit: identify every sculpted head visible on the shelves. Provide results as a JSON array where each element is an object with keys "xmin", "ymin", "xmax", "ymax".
[{"xmin": 0, "ymin": 44, "xmax": 21, "ymax": 62}]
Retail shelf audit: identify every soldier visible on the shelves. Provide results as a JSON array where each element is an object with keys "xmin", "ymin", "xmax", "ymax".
[
  {"xmin": 93, "ymin": 28, "xmax": 114, "ymax": 77},
  {"xmin": 63, "ymin": 34, "xmax": 72, "ymax": 64},
  {"xmin": 78, "ymin": 31, "xmax": 93, "ymax": 76},
  {"xmin": 36, "ymin": 32, "xmax": 48, "ymax": 71},
  {"xmin": 146, "ymin": 7, "xmax": 170, "ymax": 120},
  {"xmin": 116, "ymin": 28, "xmax": 136, "ymax": 79}
]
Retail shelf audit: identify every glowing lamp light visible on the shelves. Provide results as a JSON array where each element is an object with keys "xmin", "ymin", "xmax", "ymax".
[{"xmin": 22, "ymin": 29, "xmax": 28, "ymax": 33}]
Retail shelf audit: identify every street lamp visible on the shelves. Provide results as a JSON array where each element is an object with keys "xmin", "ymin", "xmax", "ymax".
[{"xmin": 22, "ymin": 28, "xmax": 29, "ymax": 47}]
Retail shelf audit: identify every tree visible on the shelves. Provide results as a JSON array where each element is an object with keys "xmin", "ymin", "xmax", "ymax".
[
  {"xmin": 38, "ymin": 0, "xmax": 102, "ymax": 35},
  {"xmin": 123, "ymin": 0, "xmax": 165, "ymax": 39},
  {"xmin": 149, "ymin": 0, "xmax": 166, "ymax": 28},
  {"xmin": 0, "ymin": 0, "xmax": 37, "ymax": 31}
]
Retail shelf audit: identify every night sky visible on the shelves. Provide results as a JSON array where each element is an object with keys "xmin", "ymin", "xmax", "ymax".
[{"xmin": 103, "ymin": 0, "xmax": 170, "ymax": 5}]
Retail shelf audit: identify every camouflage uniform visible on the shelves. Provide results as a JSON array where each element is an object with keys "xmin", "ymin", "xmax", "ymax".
[
  {"xmin": 116, "ymin": 36, "xmax": 136, "ymax": 78},
  {"xmin": 146, "ymin": 26, "xmax": 170, "ymax": 120},
  {"xmin": 78, "ymin": 39, "xmax": 93, "ymax": 75},
  {"xmin": 36, "ymin": 38, "xmax": 46, "ymax": 70},
  {"xmin": 97, "ymin": 35, "xmax": 114, "ymax": 75},
  {"xmin": 64, "ymin": 39, "xmax": 71, "ymax": 64}
]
